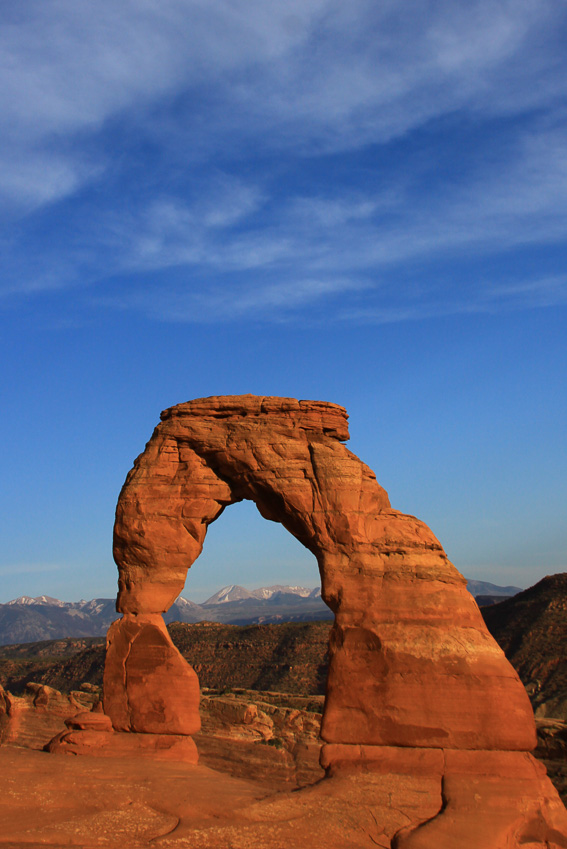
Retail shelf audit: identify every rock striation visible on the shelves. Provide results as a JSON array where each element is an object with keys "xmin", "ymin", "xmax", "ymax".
[{"xmin": 102, "ymin": 394, "xmax": 567, "ymax": 846}]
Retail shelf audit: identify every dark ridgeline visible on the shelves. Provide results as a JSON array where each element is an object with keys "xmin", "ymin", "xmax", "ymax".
[{"xmin": 482, "ymin": 573, "xmax": 567, "ymax": 720}]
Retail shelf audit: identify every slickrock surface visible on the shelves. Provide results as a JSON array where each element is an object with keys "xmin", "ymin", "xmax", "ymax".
[
  {"xmin": 2, "ymin": 678, "xmax": 566, "ymax": 806},
  {"xmin": 98, "ymin": 394, "xmax": 567, "ymax": 845},
  {"xmin": 1, "ymin": 747, "xmax": 566, "ymax": 849},
  {"xmin": 0, "ymin": 681, "xmax": 98, "ymax": 749},
  {"xmin": 1, "ymin": 693, "xmax": 566, "ymax": 849}
]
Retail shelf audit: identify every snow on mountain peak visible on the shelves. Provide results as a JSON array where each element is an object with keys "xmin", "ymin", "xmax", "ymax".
[
  {"xmin": 7, "ymin": 595, "xmax": 65, "ymax": 607},
  {"xmin": 251, "ymin": 585, "xmax": 314, "ymax": 599},
  {"xmin": 203, "ymin": 585, "xmax": 256, "ymax": 605}
]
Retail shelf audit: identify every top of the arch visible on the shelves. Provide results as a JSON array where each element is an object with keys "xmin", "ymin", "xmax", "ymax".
[{"xmin": 160, "ymin": 394, "xmax": 350, "ymax": 442}]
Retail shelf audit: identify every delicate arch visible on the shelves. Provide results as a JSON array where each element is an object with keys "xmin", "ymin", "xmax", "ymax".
[
  {"xmin": 105, "ymin": 395, "xmax": 535, "ymax": 756},
  {"xmin": 48, "ymin": 395, "xmax": 567, "ymax": 846}
]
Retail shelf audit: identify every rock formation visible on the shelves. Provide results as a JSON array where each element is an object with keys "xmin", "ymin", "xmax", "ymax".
[
  {"xmin": 97, "ymin": 394, "xmax": 567, "ymax": 846},
  {"xmin": 195, "ymin": 689, "xmax": 324, "ymax": 788},
  {"xmin": 0, "ymin": 681, "xmax": 98, "ymax": 749}
]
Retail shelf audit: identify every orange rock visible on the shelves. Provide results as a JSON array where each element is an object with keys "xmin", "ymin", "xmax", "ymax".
[
  {"xmin": 110, "ymin": 396, "xmax": 533, "ymax": 751},
  {"xmin": 0, "ymin": 684, "xmax": 10, "ymax": 743},
  {"xmin": 394, "ymin": 750, "xmax": 567, "ymax": 849},
  {"xmin": 47, "ymin": 727, "xmax": 198, "ymax": 762},
  {"xmin": 1, "ymin": 683, "xmax": 90, "ymax": 750},
  {"xmin": 65, "ymin": 711, "xmax": 113, "ymax": 731},
  {"xmin": 103, "ymin": 613, "xmax": 200, "ymax": 736},
  {"xmin": 101, "ymin": 394, "xmax": 566, "ymax": 844}
]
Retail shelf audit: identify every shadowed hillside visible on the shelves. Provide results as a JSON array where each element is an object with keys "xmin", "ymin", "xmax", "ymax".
[
  {"xmin": 0, "ymin": 622, "xmax": 331, "ymax": 696},
  {"xmin": 482, "ymin": 573, "xmax": 567, "ymax": 720}
]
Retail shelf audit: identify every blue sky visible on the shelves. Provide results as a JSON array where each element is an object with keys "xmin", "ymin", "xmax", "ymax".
[{"xmin": 1, "ymin": 0, "xmax": 566, "ymax": 603}]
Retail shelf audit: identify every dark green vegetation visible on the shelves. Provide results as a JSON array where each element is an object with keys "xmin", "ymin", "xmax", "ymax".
[
  {"xmin": 169, "ymin": 621, "xmax": 330, "ymax": 694},
  {"xmin": 0, "ymin": 637, "xmax": 105, "ymax": 695}
]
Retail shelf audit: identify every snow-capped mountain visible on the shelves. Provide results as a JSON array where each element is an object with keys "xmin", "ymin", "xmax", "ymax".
[
  {"xmin": 174, "ymin": 596, "xmax": 204, "ymax": 611},
  {"xmin": 7, "ymin": 595, "xmax": 66, "ymax": 607},
  {"xmin": 0, "ymin": 579, "xmax": 521, "ymax": 645},
  {"xmin": 250, "ymin": 585, "xmax": 314, "ymax": 600},
  {"xmin": 202, "ymin": 585, "xmax": 256, "ymax": 605},
  {"xmin": 202, "ymin": 584, "xmax": 317, "ymax": 605}
]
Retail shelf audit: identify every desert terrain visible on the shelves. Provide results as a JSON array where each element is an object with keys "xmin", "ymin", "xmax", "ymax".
[
  {"xmin": 1, "ymin": 396, "xmax": 566, "ymax": 848},
  {"xmin": 1, "ymin": 573, "xmax": 566, "ymax": 847}
]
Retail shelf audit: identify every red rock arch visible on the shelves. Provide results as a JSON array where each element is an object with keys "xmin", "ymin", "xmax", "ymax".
[
  {"xmin": 102, "ymin": 395, "xmax": 567, "ymax": 846},
  {"xmin": 104, "ymin": 394, "xmax": 533, "ymax": 748}
]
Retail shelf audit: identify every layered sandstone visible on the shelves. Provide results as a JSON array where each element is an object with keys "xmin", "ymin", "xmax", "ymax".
[
  {"xmin": 101, "ymin": 394, "xmax": 566, "ymax": 846},
  {"xmin": 195, "ymin": 689, "xmax": 324, "ymax": 788},
  {"xmin": 104, "ymin": 613, "xmax": 200, "ymax": 735},
  {"xmin": 109, "ymin": 395, "xmax": 534, "ymax": 750}
]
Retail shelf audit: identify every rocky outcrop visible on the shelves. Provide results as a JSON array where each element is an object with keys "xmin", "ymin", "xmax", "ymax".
[
  {"xmin": 483, "ymin": 573, "xmax": 567, "ymax": 720},
  {"xmin": 104, "ymin": 613, "xmax": 200, "ymax": 735},
  {"xmin": 0, "ymin": 684, "xmax": 10, "ymax": 743},
  {"xmin": 102, "ymin": 394, "xmax": 566, "ymax": 846},
  {"xmin": 47, "ymin": 710, "xmax": 199, "ymax": 763},
  {"xmin": 536, "ymin": 718, "xmax": 567, "ymax": 806},
  {"xmin": 0, "ymin": 682, "xmax": 97, "ymax": 749},
  {"xmin": 196, "ymin": 689, "xmax": 324, "ymax": 788}
]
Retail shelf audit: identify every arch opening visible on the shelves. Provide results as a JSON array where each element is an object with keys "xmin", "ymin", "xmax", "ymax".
[
  {"xmin": 98, "ymin": 392, "xmax": 559, "ymax": 845},
  {"xmin": 183, "ymin": 498, "xmax": 321, "ymax": 605}
]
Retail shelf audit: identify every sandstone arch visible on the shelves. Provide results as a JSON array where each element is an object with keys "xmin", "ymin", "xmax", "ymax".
[{"xmin": 101, "ymin": 395, "xmax": 567, "ymax": 847}]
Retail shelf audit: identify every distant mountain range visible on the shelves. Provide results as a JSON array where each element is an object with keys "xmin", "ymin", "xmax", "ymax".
[
  {"xmin": 0, "ymin": 579, "xmax": 520, "ymax": 645},
  {"xmin": 464, "ymin": 579, "xmax": 523, "ymax": 600}
]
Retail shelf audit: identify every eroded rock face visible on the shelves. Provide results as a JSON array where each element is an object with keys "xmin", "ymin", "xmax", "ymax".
[
  {"xmin": 104, "ymin": 613, "xmax": 200, "ymax": 735},
  {"xmin": 103, "ymin": 394, "xmax": 567, "ymax": 846},
  {"xmin": 196, "ymin": 690, "xmax": 324, "ymax": 788},
  {"xmin": 107, "ymin": 395, "xmax": 533, "ymax": 750}
]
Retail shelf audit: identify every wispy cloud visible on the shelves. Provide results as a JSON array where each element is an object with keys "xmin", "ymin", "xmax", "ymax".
[
  {"xmin": 2, "ymin": 0, "xmax": 567, "ymax": 210},
  {"xmin": 76, "ymin": 115, "xmax": 567, "ymax": 322},
  {"xmin": 112, "ymin": 276, "xmax": 372, "ymax": 323},
  {"xmin": 339, "ymin": 276, "xmax": 567, "ymax": 326},
  {"xmin": 2, "ymin": 1, "xmax": 567, "ymax": 326},
  {"xmin": 4, "ymin": 115, "xmax": 567, "ymax": 323}
]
